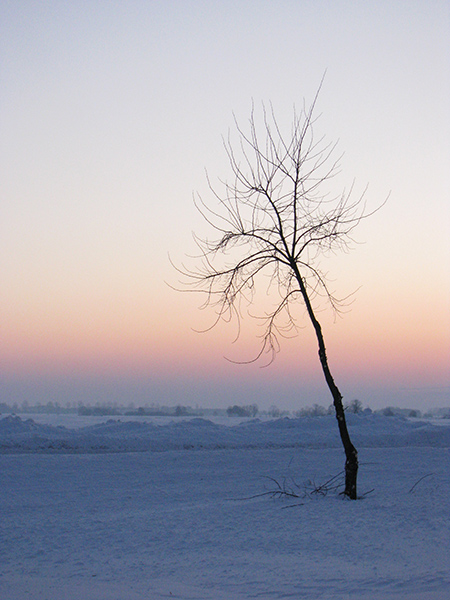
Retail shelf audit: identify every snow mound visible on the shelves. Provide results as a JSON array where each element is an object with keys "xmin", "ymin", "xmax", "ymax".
[{"xmin": 1, "ymin": 414, "xmax": 449, "ymax": 453}]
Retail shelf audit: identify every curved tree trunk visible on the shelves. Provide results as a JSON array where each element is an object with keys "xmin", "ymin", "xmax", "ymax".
[
  {"xmin": 295, "ymin": 268, "xmax": 358, "ymax": 499},
  {"xmin": 317, "ymin": 337, "xmax": 358, "ymax": 499}
]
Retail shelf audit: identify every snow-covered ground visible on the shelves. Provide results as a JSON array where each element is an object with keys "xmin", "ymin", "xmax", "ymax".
[{"xmin": 1, "ymin": 414, "xmax": 449, "ymax": 599}]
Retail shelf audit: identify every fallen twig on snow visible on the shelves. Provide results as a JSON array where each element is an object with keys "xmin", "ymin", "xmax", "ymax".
[{"xmin": 408, "ymin": 473, "xmax": 434, "ymax": 494}]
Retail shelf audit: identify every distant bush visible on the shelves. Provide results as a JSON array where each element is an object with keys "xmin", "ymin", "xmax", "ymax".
[
  {"xmin": 226, "ymin": 404, "xmax": 259, "ymax": 417},
  {"xmin": 294, "ymin": 404, "xmax": 329, "ymax": 418},
  {"xmin": 268, "ymin": 405, "xmax": 281, "ymax": 418},
  {"xmin": 345, "ymin": 399, "xmax": 363, "ymax": 414}
]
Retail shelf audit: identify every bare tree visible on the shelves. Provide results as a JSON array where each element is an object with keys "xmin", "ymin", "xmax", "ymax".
[{"xmin": 176, "ymin": 90, "xmax": 382, "ymax": 499}]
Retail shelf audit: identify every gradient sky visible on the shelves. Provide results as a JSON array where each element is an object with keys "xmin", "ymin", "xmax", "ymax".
[{"xmin": 1, "ymin": 1, "xmax": 449, "ymax": 411}]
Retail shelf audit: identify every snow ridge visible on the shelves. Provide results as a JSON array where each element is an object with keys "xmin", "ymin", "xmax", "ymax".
[{"xmin": 1, "ymin": 414, "xmax": 449, "ymax": 453}]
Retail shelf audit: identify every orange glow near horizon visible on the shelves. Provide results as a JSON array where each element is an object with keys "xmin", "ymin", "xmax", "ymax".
[{"xmin": 2, "ymin": 294, "xmax": 448, "ymax": 392}]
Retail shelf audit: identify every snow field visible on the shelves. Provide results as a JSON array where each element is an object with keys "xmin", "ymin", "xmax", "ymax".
[{"xmin": 0, "ymin": 415, "xmax": 449, "ymax": 599}]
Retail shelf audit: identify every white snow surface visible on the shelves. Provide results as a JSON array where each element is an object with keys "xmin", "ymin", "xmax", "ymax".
[{"xmin": 1, "ymin": 414, "xmax": 449, "ymax": 599}]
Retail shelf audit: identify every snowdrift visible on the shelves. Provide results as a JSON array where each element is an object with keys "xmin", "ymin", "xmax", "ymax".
[{"xmin": 1, "ymin": 413, "xmax": 449, "ymax": 453}]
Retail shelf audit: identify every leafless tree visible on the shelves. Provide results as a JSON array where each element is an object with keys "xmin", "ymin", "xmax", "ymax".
[{"xmin": 176, "ymin": 89, "xmax": 383, "ymax": 499}]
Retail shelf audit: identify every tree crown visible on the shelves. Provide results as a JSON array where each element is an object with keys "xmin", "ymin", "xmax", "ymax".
[{"xmin": 175, "ymin": 93, "xmax": 383, "ymax": 364}]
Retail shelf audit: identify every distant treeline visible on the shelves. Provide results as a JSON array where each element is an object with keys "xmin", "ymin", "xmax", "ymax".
[
  {"xmin": 77, "ymin": 405, "xmax": 204, "ymax": 417},
  {"xmin": 1, "ymin": 400, "xmax": 449, "ymax": 419}
]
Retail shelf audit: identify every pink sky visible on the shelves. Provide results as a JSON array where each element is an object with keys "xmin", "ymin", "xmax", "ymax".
[{"xmin": 1, "ymin": 1, "xmax": 449, "ymax": 410}]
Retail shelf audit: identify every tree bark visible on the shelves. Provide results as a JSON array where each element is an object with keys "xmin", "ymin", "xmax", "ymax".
[
  {"xmin": 317, "ymin": 340, "xmax": 358, "ymax": 499},
  {"xmin": 294, "ymin": 267, "xmax": 358, "ymax": 499}
]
